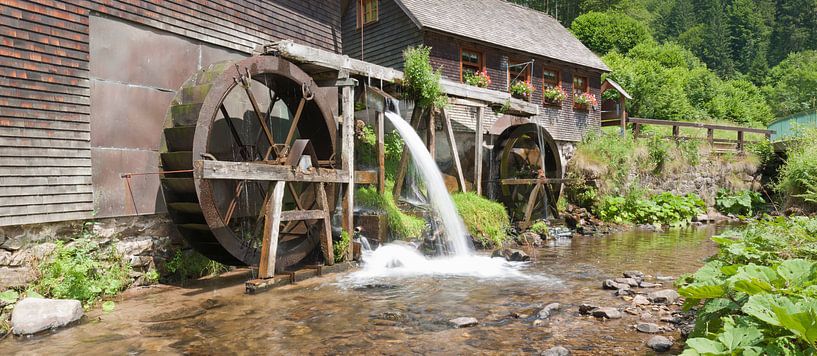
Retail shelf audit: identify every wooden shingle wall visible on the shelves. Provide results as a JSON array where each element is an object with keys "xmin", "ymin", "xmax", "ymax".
[
  {"xmin": 0, "ymin": 0, "xmax": 341, "ymax": 226},
  {"xmin": 341, "ymin": 0, "xmax": 423, "ymax": 69}
]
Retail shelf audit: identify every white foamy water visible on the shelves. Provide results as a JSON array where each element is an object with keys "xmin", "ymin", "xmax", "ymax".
[{"xmin": 384, "ymin": 112, "xmax": 471, "ymax": 255}]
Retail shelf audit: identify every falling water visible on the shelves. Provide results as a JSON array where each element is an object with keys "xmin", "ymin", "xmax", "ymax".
[{"xmin": 383, "ymin": 112, "xmax": 472, "ymax": 255}]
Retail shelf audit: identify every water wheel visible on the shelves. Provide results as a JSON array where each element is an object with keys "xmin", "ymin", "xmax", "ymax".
[
  {"xmin": 160, "ymin": 55, "xmax": 338, "ymax": 271},
  {"xmin": 495, "ymin": 124, "xmax": 562, "ymax": 224}
]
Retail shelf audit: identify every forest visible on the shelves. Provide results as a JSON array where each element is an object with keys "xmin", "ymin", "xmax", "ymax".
[{"xmin": 512, "ymin": 0, "xmax": 817, "ymax": 125}]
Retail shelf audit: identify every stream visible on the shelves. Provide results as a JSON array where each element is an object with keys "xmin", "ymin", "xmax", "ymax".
[{"xmin": 1, "ymin": 226, "xmax": 723, "ymax": 355}]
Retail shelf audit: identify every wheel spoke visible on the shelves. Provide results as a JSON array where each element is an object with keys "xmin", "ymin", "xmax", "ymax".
[{"xmin": 219, "ymin": 104, "xmax": 250, "ymax": 160}]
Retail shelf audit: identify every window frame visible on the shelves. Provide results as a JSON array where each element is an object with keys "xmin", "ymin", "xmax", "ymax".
[
  {"xmin": 459, "ymin": 47, "xmax": 484, "ymax": 83},
  {"xmin": 542, "ymin": 67, "xmax": 560, "ymax": 90},
  {"xmin": 507, "ymin": 59, "xmax": 532, "ymax": 89},
  {"xmin": 573, "ymin": 74, "xmax": 590, "ymax": 109},
  {"xmin": 356, "ymin": 0, "xmax": 379, "ymax": 29}
]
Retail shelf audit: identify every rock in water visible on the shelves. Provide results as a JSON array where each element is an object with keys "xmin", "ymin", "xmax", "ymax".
[
  {"xmin": 639, "ymin": 282, "xmax": 661, "ymax": 288},
  {"xmin": 648, "ymin": 290, "xmax": 680, "ymax": 304},
  {"xmin": 11, "ymin": 298, "xmax": 83, "ymax": 335},
  {"xmin": 591, "ymin": 307, "xmax": 622, "ymax": 319},
  {"xmin": 623, "ymin": 271, "xmax": 645, "ymax": 278},
  {"xmin": 647, "ymin": 336, "xmax": 673, "ymax": 352},
  {"xmin": 449, "ymin": 317, "xmax": 478, "ymax": 328},
  {"xmin": 541, "ymin": 346, "xmax": 571, "ymax": 356},
  {"xmin": 537, "ymin": 303, "xmax": 561, "ymax": 319},
  {"xmin": 491, "ymin": 249, "xmax": 530, "ymax": 262},
  {"xmin": 632, "ymin": 295, "xmax": 651, "ymax": 306},
  {"xmin": 578, "ymin": 303, "xmax": 598, "ymax": 315},
  {"xmin": 602, "ymin": 279, "xmax": 626, "ymax": 290},
  {"xmin": 615, "ymin": 277, "xmax": 640, "ymax": 287},
  {"xmin": 637, "ymin": 322, "xmax": 661, "ymax": 333}
]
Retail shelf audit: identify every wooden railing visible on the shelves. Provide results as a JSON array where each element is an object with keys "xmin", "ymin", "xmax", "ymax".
[{"xmin": 628, "ymin": 118, "xmax": 775, "ymax": 152}]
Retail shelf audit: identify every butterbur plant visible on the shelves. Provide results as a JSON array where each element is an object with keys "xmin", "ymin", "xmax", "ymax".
[
  {"xmin": 574, "ymin": 92, "xmax": 598, "ymax": 109},
  {"xmin": 464, "ymin": 69, "xmax": 491, "ymax": 88},
  {"xmin": 542, "ymin": 85, "xmax": 567, "ymax": 103},
  {"xmin": 510, "ymin": 80, "xmax": 534, "ymax": 99}
]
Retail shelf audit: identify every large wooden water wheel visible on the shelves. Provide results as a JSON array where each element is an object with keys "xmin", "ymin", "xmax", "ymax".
[
  {"xmin": 160, "ymin": 55, "xmax": 338, "ymax": 272},
  {"xmin": 495, "ymin": 124, "xmax": 562, "ymax": 225}
]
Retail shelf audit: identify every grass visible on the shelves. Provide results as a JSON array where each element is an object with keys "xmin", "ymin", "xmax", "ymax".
[
  {"xmin": 451, "ymin": 192, "xmax": 511, "ymax": 248},
  {"xmin": 164, "ymin": 249, "xmax": 229, "ymax": 283},
  {"xmin": 356, "ymin": 183, "xmax": 426, "ymax": 240}
]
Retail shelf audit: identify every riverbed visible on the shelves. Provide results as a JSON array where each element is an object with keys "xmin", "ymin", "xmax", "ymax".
[{"xmin": 1, "ymin": 226, "xmax": 722, "ymax": 355}]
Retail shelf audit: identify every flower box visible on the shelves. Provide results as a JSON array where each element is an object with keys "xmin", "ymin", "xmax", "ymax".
[{"xmin": 510, "ymin": 80, "xmax": 534, "ymax": 101}]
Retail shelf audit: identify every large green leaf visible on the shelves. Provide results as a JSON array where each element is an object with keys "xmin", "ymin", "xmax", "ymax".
[
  {"xmin": 774, "ymin": 305, "xmax": 817, "ymax": 346},
  {"xmin": 694, "ymin": 261, "xmax": 726, "ymax": 283},
  {"xmin": 777, "ymin": 259, "xmax": 816, "ymax": 287},
  {"xmin": 686, "ymin": 338, "xmax": 727, "ymax": 355},
  {"xmin": 680, "ymin": 283, "xmax": 727, "ymax": 299},
  {"xmin": 717, "ymin": 325, "xmax": 763, "ymax": 352},
  {"xmin": 730, "ymin": 265, "xmax": 783, "ymax": 295},
  {"xmin": 0, "ymin": 289, "xmax": 18, "ymax": 304},
  {"xmin": 742, "ymin": 294, "xmax": 796, "ymax": 327}
]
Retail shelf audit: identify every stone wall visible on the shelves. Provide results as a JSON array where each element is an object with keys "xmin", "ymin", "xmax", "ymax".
[{"xmin": 0, "ymin": 215, "xmax": 181, "ymax": 290}]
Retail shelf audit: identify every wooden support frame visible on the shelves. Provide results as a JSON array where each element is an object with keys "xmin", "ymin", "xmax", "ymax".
[
  {"xmin": 442, "ymin": 108, "xmax": 466, "ymax": 192},
  {"xmin": 474, "ymin": 106, "xmax": 484, "ymax": 195},
  {"xmin": 376, "ymin": 111, "xmax": 386, "ymax": 194},
  {"xmin": 258, "ymin": 181, "xmax": 285, "ymax": 279},
  {"xmin": 341, "ymin": 80, "xmax": 355, "ymax": 260},
  {"xmin": 393, "ymin": 105, "xmax": 425, "ymax": 200},
  {"xmin": 427, "ymin": 109, "xmax": 436, "ymax": 160}
]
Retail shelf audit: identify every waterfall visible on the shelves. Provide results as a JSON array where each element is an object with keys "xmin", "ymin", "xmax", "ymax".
[{"xmin": 384, "ymin": 112, "xmax": 472, "ymax": 256}]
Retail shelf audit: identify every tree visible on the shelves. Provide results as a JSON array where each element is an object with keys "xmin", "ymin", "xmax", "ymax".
[
  {"xmin": 769, "ymin": 0, "xmax": 817, "ymax": 65},
  {"xmin": 570, "ymin": 11, "xmax": 653, "ymax": 54},
  {"xmin": 764, "ymin": 51, "xmax": 817, "ymax": 117},
  {"xmin": 727, "ymin": 0, "xmax": 773, "ymax": 82}
]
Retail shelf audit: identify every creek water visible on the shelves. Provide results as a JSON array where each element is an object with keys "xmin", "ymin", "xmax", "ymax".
[{"xmin": 2, "ymin": 226, "xmax": 723, "ymax": 355}]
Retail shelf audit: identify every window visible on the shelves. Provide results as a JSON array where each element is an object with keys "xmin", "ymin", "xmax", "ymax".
[
  {"xmin": 357, "ymin": 0, "xmax": 379, "ymax": 28},
  {"xmin": 508, "ymin": 60, "xmax": 531, "ymax": 87},
  {"xmin": 460, "ymin": 49, "xmax": 483, "ymax": 82},
  {"xmin": 543, "ymin": 68, "xmax": 560, "ymax": 89},
  {"xmin": 573, "ymin": 75, "xmax": 588, "ymax": 96}
]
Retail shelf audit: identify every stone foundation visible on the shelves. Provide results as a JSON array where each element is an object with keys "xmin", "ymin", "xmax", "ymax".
[{"xmin": 0, "ymin": 214, "xmax": 182, "ymax": 290}]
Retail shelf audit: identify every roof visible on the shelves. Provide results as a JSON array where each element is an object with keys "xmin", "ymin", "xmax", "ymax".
[
  {"xmin": 604, "ymin": 78, "xmax": 632, "ymax": 99},
  {"xmin": 395, "ymin": 0, "xmax": 610, "ymax": 72}
]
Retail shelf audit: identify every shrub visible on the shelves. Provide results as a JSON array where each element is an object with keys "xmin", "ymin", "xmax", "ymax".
[
  {"xmin": 334, "ymin": 231, "xmax": 350, "ymax": 263},
  {"xmin": 776, "ymin": 129, "xmax": 817, "ymax": 210},
  {"xmin": 165, "ymin": 250, "xmax": 229, "ymax": 283},
  {"xmin": 356, "ymin": 124, "xmax": 404, "ymax": 180},
  {"xmin": 570, "ymin": 11, "xmax": 653, "ymax": 54},
  {"xmin": 33, "ymin": 234, "xmax": 131, "ymax": 306},
  {"xmin": 529, "ymin": 220, "xmax": 549, "ymax": 236},
  {"xmin": 452, "ymin": 192, "xmax": 511, "ymax": 248},
  {"xmin": 764, "ymin": 51, "xmax": 817, "ymax": 117},
  {"xmin": 356, "ymin": 184, "xmax": 426, "ymax": 240},
  {"xmin": 677, "ymin": 217, "xmax": 817, "ymax": 354},
  {"xmin": 597, "ymin": 192, "xmax": 705, "ymax": 226},
  {"xmin": 403, "ymin": 45, "xmax": 447, "ymax": 109},
  {"xmin": 715, "ymin": 189, "xmax": 765, "ymax": 216}
]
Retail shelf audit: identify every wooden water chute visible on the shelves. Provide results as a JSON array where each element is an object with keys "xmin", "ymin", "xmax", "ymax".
[{"xmin": 161, "ymin": 54, "xmax": 375, "ymax": 288}]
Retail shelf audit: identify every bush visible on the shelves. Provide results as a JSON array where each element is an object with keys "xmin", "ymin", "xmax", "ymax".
[
  {"xmin": 33, "ymin": 232, "xmax": 131, "ymax": 306},
  {"xmin": 764, "ymin": 51, "xmax": 817, "ymax": 117},
  {"xmin": 677, "ymin": 217, "xmax": 817, "ymax": 354},
  {"xmin": 529, "ymin": 220, "xmax": 549, "ymax": 236},
  {"xmin": 356, "ymin": 124, "xmax": 404, "ymax": 180},
  {"xmin": 165, "ymin": 250, "xmax": 229, "ymax": 283},
  {"xmin": 597, "ymin": 192, "xmax": 705, "ymax": 226},
  {"xmin": 715, "ymin": 189, "xmax": 765, "ymax": 216},
  {"xmin": 333, "ymin": 231, "xmax": 350, "ymax": 263},
  {"xmin": 776, "ymin": 129, "xmax": 817, "ymax": 210},
  {"xmin": 356, "ymin": 184, "xmax": 426, "ymax": 240},
  {"xmin": 403, "ymin": 45, "xmax": 447, "ymax": 109},
  {"xmin": 571, "ymin": 11, "xmax": 653, "ymax": 54},
  {"xmin": 451, "ymin": 192, "xmax": 511, "ymax": 248}
]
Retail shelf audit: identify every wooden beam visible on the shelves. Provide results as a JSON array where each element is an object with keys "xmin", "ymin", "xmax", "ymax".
[
  {"xmin": 376, "ymin": 111, "xmax": 386, "ymax": 194},
  {"xmin": 475, "ymin": 106, "xmax": 484, "ymax": 195},
  {"xmin": 427, "ymin": 109, "xmax": 436, "ymax": 160},
  {"xmin": 317, "ymin": 183, "xmax": 334, "ymax": 266},
  {"xmin": 500, "ymin": 178, "xmax": 577, "ymax": 185},
  {"xmin": 393, "ymin": 105, "xmax": 425, "ymax": 201},
  {"xmin": 628, "ymin": 117, "xmax": 774, "ymax": 135},
  {"xmin": 442, "ymin": 108, "xmax": 466, "ymax": 192},
  {"xmin": 258, "ymin": 181, "xmax": 285, "ymax": 279},
  {"xmin": 279, "ymin": 209, "xmax": 326, "ymax": 221},
  {"xmin": 341, "ymin": 82, "xmax": 355, "ymax": 259},
  {"xmin": 521, "ymin": 183, "xmax": 542, "ymax": 230},
  {"xmin": 195, "ymin": 160, "xmax": 351, "ymax": 183}
]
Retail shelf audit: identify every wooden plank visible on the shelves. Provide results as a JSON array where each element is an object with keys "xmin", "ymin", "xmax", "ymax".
[
  {"xmin": 279, "ymin": 209, "xmax": 326, "ymax": 221},
  {"xmin": 475, "ymin": 106, "xmax": 484, "ymax": 195},
  {"xmin": 0, "ymin": 166, "xmax": 91, "ymax": 177},
  {"xmin": 0, "ymin": 184, "xmax": 92, "ymax": 197},
  {"xmin": 628, "ymin": 118, "xmax": 774, "ymax": 135},
  {"xmin": 521, "ymin": 183, "xmax": 542, "ymax": 230},
  {"xmin": 393, "ymin": 105, "xmax": 424, "ymax": 200},
  {"xmin": 442, "ymin": 108, "xmax": 466, "ymax": 192},
  {"xmin": 427, "ymin": 109, "xmax": 436, "ymax": 161},
  {"xmin": 317, "ymin": 182, "xmax": 334, "ymax": 265},
  {"xmin": 376, "ymin": 111, "xmax": 385, "ymax": 194},
  {"xmin": 0, "ymin": 201, "xmax": 94, "ymax": 218},
  {"xmin": 0, "ymin": 126, "xmax": 90, "ymax": 141},
  {"xmin": 341, "ymin": 83, "xmax": 354, "ymax": 256},
  {"xmin": 0, "ymin": 193, "xmax": 92, "ymax": 207},
  {"xmin": 0, "ymin": 175, "xmax": 91, "ymax": 186},
  {"xmin": 0, "ymin": 147, "xmax": 90, "ymax": 158},
  {"xmin": 0, "ymin": 210, "xmax": 92, "ymax": 227},
  {"xmin": 0, "ymin": 157, "xmax": 91, "ymax": 167},
  {"xmin": 196, "ymin": 160, "xmax": 350, "ymax": 183},
  {"xmin": 0, "ymin": 136, "xmax": 90, "ymax": 149},
  {"xmin": 500, "ymin": 178, "xmax": 577, "ymax": 185},
  {"xmin": 258, "ymin": 181, "xmax": 285, "ymax": 279}
]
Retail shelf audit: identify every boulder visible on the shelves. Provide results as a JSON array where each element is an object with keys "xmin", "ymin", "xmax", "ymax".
[
  {"xmin": 648, "ymin": 290, "xmax": 680, "ymax": 305},
  {"xmin": 449, "ymin": 317, "xmax": 478, "ymax": 328},
  {"xmin": 632, "ymin": 295, "xmax": 651, "ymax": 306},
  {"xmin": 537, "ymin": 303, "xmax": 561, "ymax": 319},
  {"xmin": 541, "ymin": 346, "xmax": 570, "ymax": 356},
  {"xmin": 615, "ymin": 278, "xmax": 640, "ymax": 287},
  {"xmin": 518, "ymin": 231, "xmax": 544, "ymax": 246},
  {"xmin": 491, "ymin": 249, "xmax": 530, "ymax": 262},
  {"xmin": 602, "ymin": 279, "xmax": 626, "ymax": 290},
  {"xmin": 646, "ymin": 335, "xmax": 673, "ymax": 352},
  {"xmin": 11, "ymin": 298, "xmax": 83, "ymax": 335},
  {"xmin": 636, "ymin": 322, "xmax": 661, "ymax": 334},
  {"xmin": 578, "ymin": 303, "xmax": 598, "ymax": 315},
  {"xmin": 591, "ymin": 307, "xmax": 622, "ymax": 319}
]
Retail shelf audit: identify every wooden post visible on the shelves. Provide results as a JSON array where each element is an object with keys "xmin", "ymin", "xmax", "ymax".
[
  {"xmin": 619, "ymin": 97, "xmax": 626, "ymax": 135},
  {"xmin": 672, "ymin": 125, "xmax": 680, "ymax": 140},
  {"xmin": 393, "ymin": 105, "xmax": 425, "ymax": 201},
  {"xmin": 427, "ymin": 109, "xmax": 436, "ymax": 160},
  {"xmin": 474, "ymin": 106, "xmax": 484, "ymax": 195},
  {"xmin": 633, "ymin": 123, "xmax": 641, "ymax": 138},
  {"xmin": 341, "ymin": 83, "xmax": 354, "ymax": 259},
  {"xmin": 707, "ymin": 128, "xmax": 714, "ymax": 145},
  {"xmin": 317, "ymin": 182, "xmax": 334, "ymax": 265},
  {"xmin": 442, "ymin": 108, "xmax": 466, "ymax": 192},
  {"xmin": 258, "ymin": 181, "xmax": 285, "ymax": 279},
  {"xmin": 737, "ymin": 131, "xmax": 745, "ymax": 152},
  {"xmin": 521, "ymin": 183, "xmax": 542, "ymax": 230},
  {"xmin": 376, "ymin": 111, "xmax": 386, "ymax": 194}
]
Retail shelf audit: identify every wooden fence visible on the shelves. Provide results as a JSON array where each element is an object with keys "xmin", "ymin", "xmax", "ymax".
[{"xmin": 627, "ymin": 118, "xmax": 774, "ymax": 153}]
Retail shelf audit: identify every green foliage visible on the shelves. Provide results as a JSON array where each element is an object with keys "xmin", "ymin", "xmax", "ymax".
[
  {"xmin": 529, "ymin": 220, "xmax": 549, "ymax": 236},
  {"xmin": 165, "ymin": 250, "xmax": 228, "ymax": 283},
  {"xmin": 356, "ymin": 124, "xmax": 404, "ymax": 181},
  {"xmin": 356, "ymin": 184, "xmax": 426, "ymax": 240},
  {"xmin": 451, "ymin": 192, "xmax": 511, "ymax": 248},
  {"xmin": 33, "ymin": 236, "xmax": 131, "ymax": 306},
  {"xmin": 715, "ymin": 189, "xmax": 765, "ymax": 216},
  {"xmin": 571, "ymin": 11, "xmax": 653, "ymax": 54},
  {"xmin": 144, "ymin": 268, "xmax": 160, "ymax": 285},
  {"xmin": 776, "ymin": 129, "xmax": 817, "ymax": 210},
  {"xmin": 678, "ymin": 217, "xmax": 817, "ymax": 354},
  {"xmin": 463, "ymin": 69, "xmax": 490, "ymax": 88},
  {"xmin": 597, "ymin": 191, "xmax": 705, "ymax": 226},
  {"xmin": 402, "ymin": 46, "xmax": 447, "ymax": 109},
  {"xmin": 0, "ymin": 290, "xmax": 19, "ymax": 305},
  {"xmin": 101, "ymin": 301, "xmax": 115, "ymax": 313},
  {"xmin": 764, "ymin": 51, "xmax": 817, "ymax": 117},
  {"xmin": 509, "ymin": 80, "xmax": 534, "ymax": 99},
  {"xmin": 334, "ymin": 231, "xmax": 350, "ymax": 263}
]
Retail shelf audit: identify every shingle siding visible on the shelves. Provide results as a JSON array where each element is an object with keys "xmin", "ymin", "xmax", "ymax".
[{"xmin": 342, "ymin": 0, "xmax": 423, "ymax": 69}]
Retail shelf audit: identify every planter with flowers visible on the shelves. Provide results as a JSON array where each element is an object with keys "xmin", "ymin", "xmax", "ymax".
[
  {"xmin": 509, "ymin": 80, "xmax": 534, "ymax": 100},
  {"xmin": 542, "ymin": 85, "xmax": 567, "ymax": 106},
  {"xmin": 464, "ymin": 70, "xmax": 491, "ymax": 88},
  {"xmin": 574, "ymin": 92, "xmax": 598, "ymax": 111}
]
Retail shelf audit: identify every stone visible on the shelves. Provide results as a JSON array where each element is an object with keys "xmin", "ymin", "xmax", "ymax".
[
  {"xmin": 116, "ymin": 239, "xmax": 153, "ymax": 257},
  {"xmin": 0, "ymin": 266, "xmax": 35, "ymax": 289},
  {"xmin": 646, "ymin": 336, "xmax": 673, "ymax": 352},
  {"xmin": 615, "ymin": 277, "xmax": 640, "ymax": 287},
  {"xmin": 512, "ymin": 307, "xmax": 539, "ymax": 319},
  {"xmin": 639, "ymin": 282, "xmax": 661, "ymax": 288},
  {"xmin": 693, "ymin": 214, "xmax": 710, "ymax": 223},
  {"xmin": 11, "ymin": 298, "xmax": 83, "ymax": 335},
  {"xmin": 491, "ymin": 249, "xmax": 530, "ymax": 262},
  {"xmin": 656, "ymin": 276, "xmax": 675, "ymax": 281},
  {"xmin": 532, "ymin": 319, "xmax": 545, "ymax": 327},
  {"xmin": 632, "ymin": 295, "xmax": 651, "ymax": 306},
  {"xmin": 637, "ymin": 322, "xmax": 661, "ymax": 334},
  {"xmin": 0, "ymin": 237, "xmax": 24, "ymax": 251},
  {"xmin": 578, "ymin": 303, "xmax": 598, "ymax": 315},
  {"xmin": 648, "ymin": 290, "xmax": 680, "ymax": 305},
  {"xmin": 518, "ymin": 231, "xmax": 544, "ymax": 246},
  {"xmin": 591, "ymin": 307, "xmax": 622, "ymax": 319},
  {"xmin": 602, "ymin": 279, "xmax": 626, "ymax": 290},
  {"xmin": 623, "ymin": 271, "xmax": 645, "ymax": 278},
  {"xmin": 624, "ymin": 308, "xmax": 639, "ymax": 315},
  {"xmin": 537, "ymin": 303, "xmax": 561, "ymax": 319},
  {"xmin": 449, "ymin": 317, "xmax": 478, "ymax": 328},
  {"xmin": 380, "ymin": 311, "xmax": 404, "ymax": 321},
  {"xmin": 615, "ymin": 288, "xmax": 633, "ymax": 296},
  {"xmin": 541, "ymin": 346, "xmax": 570, "ymax": 356}
]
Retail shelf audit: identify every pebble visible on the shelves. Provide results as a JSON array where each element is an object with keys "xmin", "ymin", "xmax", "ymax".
[
  {"xmin": 639, "ymin": 282, "xmax": 661, "ymax": 288},
  {"xmin": 541, "ymin": 346, "xmax": 571, "ymax": 356},
  {"xmin": 656, "ymin": 276, "xmax": 675, "ymax": 281},
  {"xmin": 579, "ymin": 303, "xmax": 598, "ymax": 315},
  {"xmin": 591, "ymin": 307, "xmax": 622, "ymax": 319},
  {"xmin": 623, "ymin": 270, "xmax": 645, "ymax": 278},
  {"xmin": 532, "ymin": 319, "xmax": 546, "ymax": 327},
  {"xmin": 615, "ymin": 277, "xmax": 640, "ymax": 287},
  {"xmin": 636, "ymin": 322, "xmax": 661, "ymax": 334},
  {"xmin": 537, "ymin": 303, "xmax": 561, "ymax": 319},
  {"xmin": 602, "ymin": 279, "xmax": 626, "ymax": 290},
  {"xmin": 646, "ymin": 336, "xmax": 673, "ymax": 352},
  {"xmin": 632, "ymin": 295, "xmax": 651, "ymax": 306},
  {"xmin": 449, "ymin": 317, "xmax": 479, "ymax": 328},
  {"xmin": 648, "ymin": 289, "xmax": 680, "ymax": 304}
]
